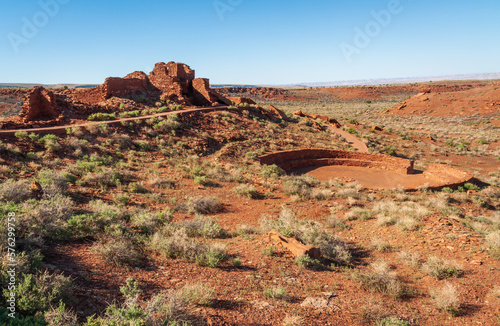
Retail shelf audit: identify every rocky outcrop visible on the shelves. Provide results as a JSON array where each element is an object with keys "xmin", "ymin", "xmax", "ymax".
[{"xmin": 267, "ymin": 229, "xmax": 321, "ymax": 259}]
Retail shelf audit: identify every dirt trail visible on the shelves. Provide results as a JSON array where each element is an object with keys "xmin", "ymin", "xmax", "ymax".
[
  {"xmin": 327, "ymin": 125, "xmax": 369, "ymax": 153},
  {"xmin": 0, "ymin": 106, "xmax": 228, "ymax": 136}
]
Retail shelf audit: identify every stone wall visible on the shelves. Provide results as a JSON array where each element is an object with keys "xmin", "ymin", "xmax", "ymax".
[
  {"xmin": 259, "ymin": 149, "xmax": 414, "ymax": 175},
  {"xmin": 20, "ymin": 86, "xmax": 59, "ymax": 122}
]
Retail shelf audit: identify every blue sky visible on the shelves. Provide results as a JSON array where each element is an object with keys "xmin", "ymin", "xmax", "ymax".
[{"xmin": 0, "ymin": 0, "xmax": 499, "ymax": 84}]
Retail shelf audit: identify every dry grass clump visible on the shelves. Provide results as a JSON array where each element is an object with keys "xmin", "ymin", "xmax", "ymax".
[
  {"xmin": 181, "ymin": 283, "xmax": 216, "ymax": 306},
  {"xmin": 0, "ymin": 179, "xmax": 32, "ymax": 202},
  {"xmin": 430, "ymin": 283, "xmax": 461, "ymax": 316},
  {"xmin": 486, "ymin": 230, "xmax": 500, "ymax": 259},
  {"xmin": 236, "ymin": 224, "xmax": 258, "ymax": 235},
  {"xmin": 93, "ymin": 237, "xmax": 144, "ymax": 268},
  {"xmin": 282, "ymin": 175, "xmax": 321, "ymax": 200},
  {"xmin": 282, "ymin": 314, "xmax": 304, "ymax": 326},
  {"xmin": 151, "ymin": 228, "xmax": 227, "ymax": 267},
  {"xmin": 182, "ymin": 215, "xmax": 227, "ymax": 239},
  {"xmin": 325, "ymin": 214, "xmax": 349, "ymax": 230},
  {"xmin": 263, "ymin": 286, "xmax": 289, "ymax": 301},
  {"xmin": 422, "ymin": 256, "xmax": 464, "ymax": 279},
  {"xmin": 20, "ymin": 194, "xmax": 74, "ymax": 242},
  {"xmin": 44, "ymin": 301, "xmax": 78, "ymax": 326},
  {"xmin": 147, "ymin": 177, "xmax": 176, "ymax": 189},
  {"xmin": 181, "ymin": 196, "xmax": 224, "ymax": 215},
  {"xmin": 373, "ymin": 200, "xmax": 429, "ymax": 230},
  {"xmin": 344, "ymin": 207, "xmax": 374, "ymax": 221},
  {"xmin": 397, "ymin": 251, "xmax": 421, "ymax": 267},
  {"xmin": 234, "ymin": 183, "xmax": 260, "ymax": 199},
  {"xmin": 353, "ymin": 260, "xmax": 405, "ymax": 298},
  {"xmin": 130, "ymin": 211, "xmax": 165, "ymax": 234},
  {"xmin": 260, "ymin": 206, "xmax": 352, "ymax": 265}
]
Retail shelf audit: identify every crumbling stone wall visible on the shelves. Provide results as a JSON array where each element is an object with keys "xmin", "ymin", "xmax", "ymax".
[
  {"xmin": 259, "ymin": 149, "xmax": 414, "ymax": 175},
  {"xmin": 20, "ymin": 86, "xmax": 59, "ymax": 122},
  {"xmin": 104, "ymin": 77, "xmax": 148, "ymax": 99}
]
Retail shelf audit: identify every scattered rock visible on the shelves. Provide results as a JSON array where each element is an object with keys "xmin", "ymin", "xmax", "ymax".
[{"xmin": 267, "ymin": 229, "xmax": 321, "ymax": 259}]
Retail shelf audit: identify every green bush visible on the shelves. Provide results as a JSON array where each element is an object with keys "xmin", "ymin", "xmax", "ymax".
[
  {"xmin": 4, "ymin": 271, "xmax": 72, "ymax": 315},
  {"xmin": 260, "ymin": 164, "xmax": 285, "ymax": 179},
  {"xmin": 182, "ymin": 216, "xmax": 226, "ymax": 239},
  {"xmin": 0, "ymin": 308, "xmax": 48, "ymax": 325},
  {"xmin": 234, "ymin": 184, "xmax": 259, "ymax": 199},
  {"xmin": 87, "ymin": 113, "xmax": 116, "ymax": 121}
]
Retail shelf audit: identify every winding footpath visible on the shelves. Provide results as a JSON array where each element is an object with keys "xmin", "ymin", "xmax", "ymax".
[{"xmin": 327, "ymin": 125, "xmax": 369, "ymax": 153}]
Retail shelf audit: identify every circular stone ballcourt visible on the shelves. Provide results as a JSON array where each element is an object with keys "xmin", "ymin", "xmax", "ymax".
[{"xmin": 259, "ymin": 149, "xmax": 473, "ymax": 191}]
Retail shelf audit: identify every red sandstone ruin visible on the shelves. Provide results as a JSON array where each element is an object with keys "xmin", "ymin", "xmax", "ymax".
[
  {"xmin": 19, "ymin": 86, "xmax": 61, "ymax": 122},
  {"xmin": 72, "ymin": 61, "xmax": 231, "ymax": 107}
]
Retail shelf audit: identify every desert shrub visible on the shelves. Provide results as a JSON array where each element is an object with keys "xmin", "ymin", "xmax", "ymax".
[
  {"xmin": 43, "ymin": 301, "xmax": 78, "ymax": 326},
  {"xmin": 0, "ymin": 308, "xmax": 48, "ymax": 325},
  {"xmin": 147, "ymin": 177, "xmax": 175, "ymax": 189},
  {"xmin": 154, "ymin": 117, "xmax": 181, "ymax": 134},
  {"xmin": 93, "ymin": 237, "xmax": 143, "ymax": 268},
  {"xmin": 260, "ymin": 207, "xmax": 352, "ymax": 264},
  {"xmin": 5, "ymin": 271, "xmax": 72, "ymax": 315},
  {"xmin": 83, "ymin": 278, "xmax": 197, "ymax": 326},
  {"xmin": 354, "ymin": 261, "xmax": 405, "ymax": 298},
  {"xmin": 112, "ymin": 133, "xmax": 134, "ymax": 150},
  {"xmin": 430, "ymin": 283, "xmax": 461, "ymax": 316},
  {"xmin": 236, "ymin": 224, "xmax": 258, "ymax": 235},
  {"xmin": 295, "ymin": 254, "xmax": 320, "ymax": 269},
  {"xmin": 0, "ymin": 179, "xmax": 32, "ymax": 203},
  {"xmin": 260, "ymin": 164, "xmax": 285, "ymax": 179},
  {"xmin": 151, "ymin": 228, "xmax": 227, "ymax": 268},
  {"xmin": 326, "ymin": 214, "xmax": 349, "ymax": 229},
  {"xmin": 183, "ymin": 197, "xmax": 224, "ymax": 215},
  {"xmin": 262, "ymin": 246, "xmax": 277, "ymax": 256},
  {"xmin": 263, "ymin": 287, "xmax": 289, "ymax": 301},
  {"xmin": 234, "ymin": 183, "xmax": 259, "ymax": 199},
  {"xmin": 128, "ymin": 182, "xmax": 149, "ymax": 194},
  {"xmin": 87, "ymin": 113, "xmax": 115, "ymax": 121},
  {"xmin": 282, "ymin": 175, "xmax": 319, "ymax": 199},
  {"xmin": 373, "ymin": 200, "xmax": 429, "ymax": 229},
  {"xmin": 20, "ymin": 194, "xmax": 74, "ymax": 240},
  {"xmin": 36, "ymin": 170, "xmax": 69, "ymax": 196},
  {"xmin": 344, "ymin": 207, "xmax": 374, "ymax": 221},
  {"xmin": 181, "ymin": 284, "xmax": 215, "ymax": 306},
  {"xmin": 84, "ymin": 168, "xmax": 123, "ymax": 189},
  {"xmin": 422, "ymin": 256, "xmax": 464, "ymax": 279},
  {"xmin": 130, "ymin": 211, "xmax": 164, "ymax": 234},
  {"xmin": 182, "ymin": 215, "xmax": 226, "ymax": 239},
  {"xmin": 397, "ymin": 251, "xmax": 421, "ymax": 267},
  {"xmin": 486, "ymin": 230, "xmax": 500, "ymax": 259},
  {"xmin": 86, "ymin": 200, "xmax": 130, "ymax": 234}
]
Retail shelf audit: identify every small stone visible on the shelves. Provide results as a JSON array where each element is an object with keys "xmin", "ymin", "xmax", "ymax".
[
  {"xmin": 322, "ymin": 292, "xmax": 337, "ymax": 299},
  {"xmin": 300, "ymin": 297, "xmax": 330, "ymax": 309}
]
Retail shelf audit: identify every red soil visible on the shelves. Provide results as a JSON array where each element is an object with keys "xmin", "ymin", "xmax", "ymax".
[{"xmin": 384, "ymin": 81, "xmax": 500, "ymax": 117}]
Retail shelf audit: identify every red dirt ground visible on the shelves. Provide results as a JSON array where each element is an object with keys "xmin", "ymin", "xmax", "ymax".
[{"xmin": 384, "ymin": 81, "xmax": 500, "ymax": 117}]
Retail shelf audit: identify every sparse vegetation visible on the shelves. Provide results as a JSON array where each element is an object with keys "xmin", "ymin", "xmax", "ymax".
[
  {"xmin": 430, "ymin": 283, "xmax": 461, "ymax": 316},
  {"xmin": 422, "ymin": 256, "xmax": 464, "ymax": 279}
]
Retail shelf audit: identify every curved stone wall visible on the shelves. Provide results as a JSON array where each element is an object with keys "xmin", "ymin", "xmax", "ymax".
[{"xmin": 259, "ymin": 149, "xmax": 414, "ymax": 175}]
